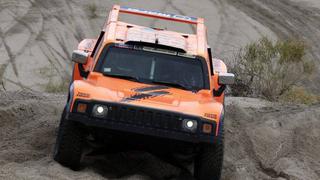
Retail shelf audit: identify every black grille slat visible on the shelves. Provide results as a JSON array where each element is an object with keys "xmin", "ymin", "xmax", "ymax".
[
  {"xmin": 166, "ymin": 114, "xmax": 174, "ymax": 130},
  {"xmin": 131, "ymin": 108, "xmax": 137, "ymax": 123},
  {"xmin": 146, "ymin": 111, "xmax": 153, "ymax": 127},
  {"xmin": 119, "ymin": 107, "xmax": 125, "ymax": 122},
  {"xmin": 154, "ymin": 113, "xmax": 162, "ymax": 128},
  {"xmin": 137, "ymin": 109, "xmax": 144, "ymax": 125},
  {"xmin": 108, "ymin": 105, "xmax": 116, "ymax": 120}
]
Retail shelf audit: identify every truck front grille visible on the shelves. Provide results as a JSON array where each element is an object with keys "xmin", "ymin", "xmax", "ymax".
[{"xmin": 105, "ymin": 104, "xmax": 184, "ymax": 132}]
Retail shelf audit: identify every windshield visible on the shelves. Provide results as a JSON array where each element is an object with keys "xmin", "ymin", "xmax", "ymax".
[{"xmin": 95, "ymin": 45, "xmax": 209, "ymax": 91}]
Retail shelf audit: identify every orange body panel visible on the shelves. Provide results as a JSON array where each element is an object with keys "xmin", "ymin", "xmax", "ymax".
[
  {"xmin": 70, "ymin": 5, "xmax": 229, "ymax": 136},
  {"xmin": 72, "ymin": 72, "xmax": 223, "ymax": 119}
]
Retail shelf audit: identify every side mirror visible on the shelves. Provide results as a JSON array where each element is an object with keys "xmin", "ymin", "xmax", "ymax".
[
  {"xmin": 218, "ymin": 73, "xmax": 235, "ymax": 85},
  {"xmin": 72, "ymin": 50, "xmax": 89, "ymax": 64}
]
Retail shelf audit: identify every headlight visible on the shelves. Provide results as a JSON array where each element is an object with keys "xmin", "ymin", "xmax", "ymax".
[
  {"xmin": 92, "ymin": 104, "xmax": 108, "ymax": 118},
  {"xmin": 182, "ymin": 119, "xmax": 198, "ymax": 132}
]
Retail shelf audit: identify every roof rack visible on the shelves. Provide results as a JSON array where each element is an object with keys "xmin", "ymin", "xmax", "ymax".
[
  {"xmin": 103, "ymin": 5, "xmax": 208, "ymax": 56},
  {"xmin": 105, "ymin": 5, "xmax": 204, "ymax": 29}
]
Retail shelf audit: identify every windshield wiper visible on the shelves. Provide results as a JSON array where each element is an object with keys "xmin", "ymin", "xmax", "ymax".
[
  {"xmin": 151, "ymin": 80, "xmax": 191, "ymax": 91},
  {"xmin": 103, "ymin": 73, "xmax": 142, "ymax": 82}
]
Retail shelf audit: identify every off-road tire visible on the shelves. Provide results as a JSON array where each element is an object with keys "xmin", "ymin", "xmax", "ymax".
[
  {"xmin": 53, "ymin": 108, "xmax": 83, "ymax": 170},
  {"xmin": 194, "ymin": 120, "xmax": 224, "ymax": 180}
]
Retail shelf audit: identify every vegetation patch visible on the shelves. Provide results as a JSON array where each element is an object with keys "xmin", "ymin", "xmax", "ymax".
[
  {"xmin": 280, "ymin": 86, "xmax": 320, "ymax": 105},
  {"xmin": 45, "ymin": 80, "xmax": 68, "ymax": 93},
  {"xmin": 87, "ymin": 3, "xmax": 98, "ymax": 19},
  {"xmin": 230, "ymin": 37, "xmax": 317, "ymax": 104}
]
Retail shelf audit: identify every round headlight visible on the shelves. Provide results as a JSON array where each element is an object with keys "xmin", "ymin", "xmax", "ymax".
[
  {"xmin": 182, "ymin": 119, "xmax": 198, "ymax": 132},
  {"xmin": 186, "ymin": 120, "xmax": 194, "ymax": 128},
  {"xmin": 96, "ymin": 106, "xmax": 104, "ymax": 114},
  {"xmin": 93, "ymin": 105, "xmax": 108, "ymax": 118}
]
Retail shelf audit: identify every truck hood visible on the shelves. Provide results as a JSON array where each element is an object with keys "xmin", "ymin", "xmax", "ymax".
[{"xmin": 72, "ymin": 74, "xmax": 223, "ymax": 121}]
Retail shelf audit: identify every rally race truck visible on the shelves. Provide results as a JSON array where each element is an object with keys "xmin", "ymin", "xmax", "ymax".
[{"xmin": 54, "ymin": 5, "xmax": 234, "ymax": 180}]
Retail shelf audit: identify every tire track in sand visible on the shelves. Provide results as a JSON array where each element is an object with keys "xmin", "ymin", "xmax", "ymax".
[{"xmin": 225, "ymin": 0, "xmax": 320, "ymax": 63}]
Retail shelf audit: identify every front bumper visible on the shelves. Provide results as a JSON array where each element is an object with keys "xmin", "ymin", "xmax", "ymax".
[{"xmin": 68, "ymin": 100, "xmax": 217, "ymax": 144}]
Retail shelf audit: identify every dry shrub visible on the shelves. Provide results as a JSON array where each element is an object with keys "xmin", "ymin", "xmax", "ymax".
[
  {"xmin": 280, "ymin": 86, "xmax": 320, "ymax": 105},
  {"xmin": 45, "ymin": 80, "xmax": 68, "ymax": 93},
  {"xmin": 87, "ymin": 3, "xmax": 98, "ymax": 18},
  {"xmin": 230, "ymin": 37, "xmax": 314, "ymax": 101}
]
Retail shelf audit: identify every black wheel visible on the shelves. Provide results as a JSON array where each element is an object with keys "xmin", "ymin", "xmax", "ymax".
[
  {"xmin": 194, "ymin": 120, "xmax": 224, "ymax": 180},
  {"xmin": 53, "ymin": 107, "xmax": 84, "ymax": 170}
]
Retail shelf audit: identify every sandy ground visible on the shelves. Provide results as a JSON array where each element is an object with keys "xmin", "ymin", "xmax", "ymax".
[
  {"xmin": 1, "ymin": 0, "xmax": 320, "ymax": 179},
  {"xmin": 0, "ymin": 91, "xmax": 319, "ymax": 180}
]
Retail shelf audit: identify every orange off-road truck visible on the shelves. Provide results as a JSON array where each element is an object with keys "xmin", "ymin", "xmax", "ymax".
[{"xmin": 54, "ymin": 5, "xmax": 234, "ymax": 180}]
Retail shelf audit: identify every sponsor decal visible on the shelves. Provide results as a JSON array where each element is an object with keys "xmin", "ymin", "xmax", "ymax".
[
  {"xmin": 120, "ymin": 7, "xmax": 197, "ymax": 22},
  {"xmin": 204, "ymin": 113, "xmax": 217, "ymax": 120},
  {"xmin": 121, "ymin": 85, "xmax": 171, "ymax": 102},
  {"xmin": 122, "ymin": 91, "xmax": 170, "ymax": 102},
  {"xmin": 132, "ymin": 85, "xmax": 169, "ymax": 92},
  {"xmin": 76, "ymin": 92, "xmax": 90, "ymax": 98}
]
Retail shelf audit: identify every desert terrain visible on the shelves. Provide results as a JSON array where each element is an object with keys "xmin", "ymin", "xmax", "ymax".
[{"xmin": 0, "ymin": 0, "xmax": 319, "ymax": 179}]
